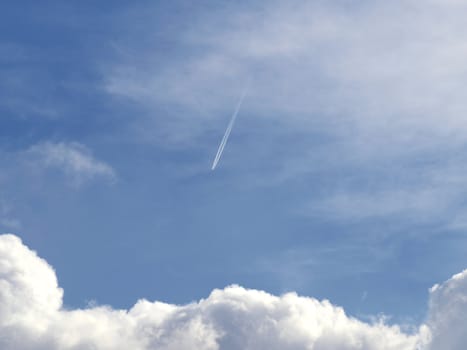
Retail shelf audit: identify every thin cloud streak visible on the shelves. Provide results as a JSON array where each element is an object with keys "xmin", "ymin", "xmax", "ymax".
[{"xmin": 211, "ymin": 87, "xmax": 248, "ymax": 170}]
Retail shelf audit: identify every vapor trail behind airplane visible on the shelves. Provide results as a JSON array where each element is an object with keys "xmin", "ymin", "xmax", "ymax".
[{"xmin": 211, "ymin": 88, "xmax": 248, "ymax": 170}]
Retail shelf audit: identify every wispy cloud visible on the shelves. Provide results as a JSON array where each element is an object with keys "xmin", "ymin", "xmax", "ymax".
[
  {"xmin": 103, "ymin": 1, "xmax": 467, "ymax": 224},
  {"xmin": 106, "ymin": 0, "xmax": 467, "ymax": 142},
  {"xmin": 255, "ymin": 242, "xmax": 395, "ymax": 293},
  {"xmin": 27, "ymin": 142, "xmax": 116, "ymax": 186},
  {"xmin": 0, "ymin": 200, "xmax": 21, "ymax": 230}
]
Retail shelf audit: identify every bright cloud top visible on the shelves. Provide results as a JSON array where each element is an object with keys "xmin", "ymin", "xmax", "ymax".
[
  {"xmin": 1, "ymin": 233, "xmax": 467, "ymax": 349},
  {"xmin": 27, "ymin": 142, "xmax": 116, "ymax": 186}
]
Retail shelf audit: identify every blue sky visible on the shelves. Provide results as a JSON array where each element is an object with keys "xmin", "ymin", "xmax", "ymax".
[{"xmin": 2, "ymin": 0, "xmax": 467, "ymax": 335}]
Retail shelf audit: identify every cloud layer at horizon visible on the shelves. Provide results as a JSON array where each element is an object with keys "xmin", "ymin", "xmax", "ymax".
[{"xmin": 2, "ymin": 233, "xmax": 467, "ymax": 350}]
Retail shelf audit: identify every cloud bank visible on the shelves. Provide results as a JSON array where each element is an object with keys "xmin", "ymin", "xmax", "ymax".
[{"xmin": 1, "ymin": 233, "xmax": 467, "ymax": 349}]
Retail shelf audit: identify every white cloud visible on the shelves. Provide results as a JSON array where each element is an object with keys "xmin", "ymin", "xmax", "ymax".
[
  {"xmin": 0, "ymin": 235, "xmax": 63, "ymax": 331},
  {"xmin": 1, "ymin": 233, "xmax": 467, "ymax": 349},
  {"xmin": 27, "ymin": 142, "xmax": 116, "ymax": 186},
  {"xmin": 106, "ymin": 0, "xmax": 467, "ymax": 143},
  {"xmin": 424, "ymin": 269, "xmax": 467, "ymax": 349},
  {"xmin": 103, "ymin": 1, "xmax": 467, "ymax": 223}
]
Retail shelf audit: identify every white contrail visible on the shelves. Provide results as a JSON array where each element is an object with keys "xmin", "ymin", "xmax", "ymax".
[{"xmin": 211, "ymin": 88, "xmax": 248, "ymax": 170}]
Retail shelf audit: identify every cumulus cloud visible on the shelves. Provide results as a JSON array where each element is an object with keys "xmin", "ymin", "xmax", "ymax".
[
  {"xmin": 424, "ymin": 270, "xmax": 467, "ymax": 349},
  {"xmin": 1, "ymin": 233, "xmax": 467, "ymax": 349},
  {"xmin": 27, "ymin": 142, "xmax": 116, "ymax": 186}
]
